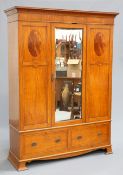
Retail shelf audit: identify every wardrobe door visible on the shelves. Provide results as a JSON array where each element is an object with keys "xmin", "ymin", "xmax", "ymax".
[
  {"xmin": 86, "ymin": 25, "xmax": 113, "ymax": 122},
  {"xmin": 20, "ymin": 22, "xmax": 52, "ymax": 130}
]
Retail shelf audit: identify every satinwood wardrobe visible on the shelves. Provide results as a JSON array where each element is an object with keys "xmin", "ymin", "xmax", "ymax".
[{"xmin": 5, "ymin": 6, "xmax": 118, "ymax": 170}]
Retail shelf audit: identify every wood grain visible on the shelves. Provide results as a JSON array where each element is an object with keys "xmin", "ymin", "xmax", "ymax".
[
  {"xmin": 19, "ymin": 22, "xmax": 52, "ymax": 130},
  {"xmin": 87, "ymin": 25, "xmax": 112, "ymax": 64},
  {"xmin": 8, "ymin": 21, "xmax": 19, "ymax": 129},
  {"xmin": 86, "ymin": 64, "xmax": 109, "ymax": 121},
  {"xmin": 70, "ymin": 123, "xmax": 110, "ymax": 150},
  {"xmin": 21, "ymin": 128, "xmax": 68, "ymax": 159}
]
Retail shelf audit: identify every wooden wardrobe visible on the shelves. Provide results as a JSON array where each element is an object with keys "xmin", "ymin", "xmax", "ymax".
[{"xmin": 5, "ymin": 7, "xmax": 118, "ymax": 170}]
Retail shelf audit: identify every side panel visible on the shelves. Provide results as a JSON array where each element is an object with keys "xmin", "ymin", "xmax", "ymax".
[
  {"xmin": 9, "ymin": 127, "xmax": 20, "ymax": 158},
  {"xmin": 8, "ymin": 21, "xmax": 19, "ymax": 129}
]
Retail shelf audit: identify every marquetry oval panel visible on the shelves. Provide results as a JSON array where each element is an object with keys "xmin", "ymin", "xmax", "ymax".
[
  {"xmin": 22, "ymin": 23, "xmax": 50, "ymax": 65},
  {"xmin": 28, "ymin": 30, "xmax": 41, "ymax": 57},
  {"xmin": 94, "ymin": 32, "xmax": 105, "ymax": 56},
  {"xmin": 87, "ymin": 26, "xmax": 112, "ymax": 64}
]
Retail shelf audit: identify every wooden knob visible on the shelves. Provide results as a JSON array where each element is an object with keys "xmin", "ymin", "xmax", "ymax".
[
  {"xmin": 55, "ymin": 138, "xmax": 61, "ymax": 143},
  {"xmin": 77, "ymin": 135, "xmax": 82, "ymax": 140},
  {"xmin": 97, "ymin": 131, "xmax": 102, "ymax": 136},
  {"xmin": 31, "ymin": 142, "xmax": 37, "ymax": 147}
]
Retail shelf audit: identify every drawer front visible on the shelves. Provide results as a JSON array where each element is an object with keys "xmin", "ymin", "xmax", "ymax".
[
  {"xmin": 70, "ymin": 123, "xmax": 110, "ymax": 150},
  {"xmin": 21, "ymin": 129, "xmax": 68, "ymax": 159}
]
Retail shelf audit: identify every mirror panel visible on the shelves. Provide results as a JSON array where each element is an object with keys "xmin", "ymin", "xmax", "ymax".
[{"xmin": 55, "ymin": 28, "xmax": 83, "ymax": 122}]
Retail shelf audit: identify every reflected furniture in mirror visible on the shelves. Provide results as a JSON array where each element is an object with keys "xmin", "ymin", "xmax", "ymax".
[
  {"xmin": 5, "ymin": 7, "xmax": 118, "ymax": 170},
  {"xmin": 55, "ymin": 29, "xmax": 82, "ymax": 122}
]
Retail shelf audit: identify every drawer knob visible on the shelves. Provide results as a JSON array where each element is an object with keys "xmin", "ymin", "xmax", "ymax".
[
  {"xmin": 55, "ymin": 138, "xmax": 61, "ymax": 143},
  {"xmin": 97, "ymin": 131, "xmax": 102, "ymax": 136},
  {"xmin": 31, "ymin": 142, "xmax": 37, "ymax": 147},
  {"xmin": 77, "ymin": 135, "xmax": 82, "ymax": 140}
]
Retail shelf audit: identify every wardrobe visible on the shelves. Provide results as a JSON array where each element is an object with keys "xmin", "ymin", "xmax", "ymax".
[{"xmin": 5, "ymin": 6, "xmax": 118, "ymax": 170}]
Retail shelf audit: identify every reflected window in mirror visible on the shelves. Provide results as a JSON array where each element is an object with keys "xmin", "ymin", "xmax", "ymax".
[{"xmin": 55, "ymin": 28, "xmax": 83, "ymax": 122}]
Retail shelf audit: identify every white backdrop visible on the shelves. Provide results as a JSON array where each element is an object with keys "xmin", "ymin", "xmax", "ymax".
[{"xmin": 0, "ymin": 1, "xmax": 123, "ymax": 174}]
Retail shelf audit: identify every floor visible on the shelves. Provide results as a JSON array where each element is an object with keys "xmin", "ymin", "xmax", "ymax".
[{"xmin": 0, "ymin": 118, "xmax": 123, "ymax": 175}]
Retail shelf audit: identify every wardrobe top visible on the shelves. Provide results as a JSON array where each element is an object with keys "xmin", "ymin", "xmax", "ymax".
[{"xmin": 5, "ymin": 6, "xmax": 119, "ymax": 17}]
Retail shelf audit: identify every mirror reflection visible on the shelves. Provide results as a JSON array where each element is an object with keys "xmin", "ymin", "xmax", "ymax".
[{"xmin": 55, "ymin": 28, "xmax": 83, "ymax": 122}]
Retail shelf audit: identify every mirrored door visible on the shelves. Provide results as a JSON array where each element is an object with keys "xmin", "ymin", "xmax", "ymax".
[{"xmin": 54, "ymin": 28, "xmax": 83, "ymax": 123}]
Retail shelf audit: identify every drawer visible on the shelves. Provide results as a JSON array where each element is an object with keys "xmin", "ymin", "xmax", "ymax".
[
  {"xmin": 70, "ymin": 123, "xmax": 110, "ymax": 150},
  {"xmin": 21, "ymin": 129, "xmax": 68, "ymax": 159}
]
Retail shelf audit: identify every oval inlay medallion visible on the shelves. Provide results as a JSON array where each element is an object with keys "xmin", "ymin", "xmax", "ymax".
[
  {"xmin": 28, "ymin": 30, "xmax": 41, "ymax": 57},
  {"xmin": 94, "ymin": 32, "xmax": 106, "ymax": 56}
]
